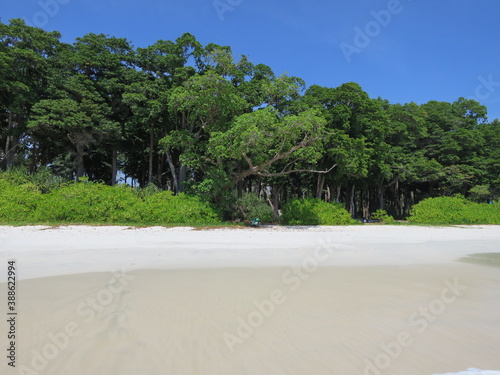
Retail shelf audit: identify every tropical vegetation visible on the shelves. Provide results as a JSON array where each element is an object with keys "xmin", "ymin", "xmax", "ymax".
[{"xmin": 1, "ymin": 19, "xmax": 499, "ymax": 225}]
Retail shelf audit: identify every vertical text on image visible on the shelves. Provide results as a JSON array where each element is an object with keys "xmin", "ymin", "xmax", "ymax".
[{"xmin": 6, "ymin": 259, "xmax": 17, "ymax": 368}]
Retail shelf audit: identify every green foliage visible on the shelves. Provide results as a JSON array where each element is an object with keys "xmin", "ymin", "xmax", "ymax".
[
  {"xmin": 371, "ymin": 209, "xmax": 395, "ymax": 224},
  {"xmin": 142, "ymin": 191, "xmax": 221, "ymax": 225},
  {"xmin": 236, "ymin": 193, "xmax": 274, "ymax": 223},
  {"xmin": 0, "ymin": 175, "xmax": 221, "ymax": 225},
  {"xmin": 29, "ymin": 167, "xmax": 67, "ymax": 193},
  {"xmin": 0, "ymin": 167, "xmax": 66, "ymax": 192},
  {"xmin": 281, "ymin": 198, "xmax": 356, "ymax": 225},
  {"xmin": 208, "ymin": 106, "xmax": 326, "ymax": 184},
  {"xmin": 0, "ymin": 168, "xmax": 32, "ymax": 186},
  {"xmin": 409, "ymin": 196, "xmax": 500, "ymax": 225},
  {"xmin": 468, "ymin": 185, "xmax": 492, "ymax": 203},
  {"xmin": 34, "ymin": 182, "xmax": 143, "ymax": 223},
  {"xmin": 0, "ymin": 178, "xmax": 40, "ymax": 223},
  {"xmin": 187, "ymin": 168, "xmax": 236, "ymax": 220},
  {"xmin": 133, "ymin": 183, "xmax": 161, "ymax": 200}
]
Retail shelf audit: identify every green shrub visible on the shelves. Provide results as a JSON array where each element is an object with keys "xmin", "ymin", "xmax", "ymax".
[
  {"xmin": 142, "ymin": 191, "xmax": 221, "ymax": 225},
  {"xmin": 29, "ymin": 167, "xmax": 67, "ymax": 193},
  {"xmin": 236, "ymin": 193, "xmax": 275, "ymax": 223},
  {"xmin": 468, "ymin": 184, "xmax": 492, "ymax": 203},
  {"xmin": 0, "ymin": 167, "xmax": 66, "ymax": 193},
  {"xmin": 0, "ymin": 173, "xmax": 222, "ymax": 225},
  {"xmin": 0, "ymin": 168, "xmax": 32, "ymax": 186},
  {"xmin": 187, "ymin": 168, "xmax": 237, "ymax": 220},
  {"xmin": 409, "ymin": 196, "xmax": 500, "ymax": 225},
  {"xmin": 34, "ymin": 182, "xmax": 144, "ymax": 224},
  {"xmin": 133, "ymin": 183, "xmax": 161, "ymax": 200},
  {"xmin": 371, "ymin": 209, "xmax": 395, "ymax": 224},
  {"xmin": 281, "ymin": 198, "xmax": 356, "ymax": 225},
  {"xmin": 0, "ymin": 179, "xmax": 41, "ymax": 223}
]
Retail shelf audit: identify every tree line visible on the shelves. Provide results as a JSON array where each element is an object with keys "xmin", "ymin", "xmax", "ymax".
[{"xmin": 1, "ymin": 19, "xmax": 499, "ymax": 220}]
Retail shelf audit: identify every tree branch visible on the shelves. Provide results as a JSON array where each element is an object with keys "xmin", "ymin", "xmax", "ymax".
[{"xmin": 255, "ymin": 164, "xmax": 337, "ymax": 178}]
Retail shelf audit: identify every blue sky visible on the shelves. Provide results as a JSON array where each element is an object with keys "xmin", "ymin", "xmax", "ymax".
[{"xmin": 2, "ymin": 0, "xmax": 500, "ymax": 120}]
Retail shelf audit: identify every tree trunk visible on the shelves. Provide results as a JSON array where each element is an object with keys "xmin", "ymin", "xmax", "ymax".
[
  {"xmin": 316, "ymin": 174, "xmax": 326, "ymax": 199},
  {"xmin": 325, "ymin": 185, "xmax": 331, "ymax": 202},
  {"xmin": 378, "ymin": 182, "xmax": 385, "ymax": 210},
  {"xmin": 349, "ymin": 185, "xmax": 356, "ymax": 217},
  {"xmin": 4, "ymin": 112, "xmax": 16, "ymax": 170},
  {"xmin": 157, "ymin": 154, "xmax": 164, "ymax": 189},
  {"xmin": 111, "ymin": 149, "xmax": 118, "ymax": 186},
  {"xmin": 148, "ymin": 127, "xmax": 154, "ymax": 185},
  {"xmin": 178, "ymin": 162, "xmax": 187, "ymax": 193},
  {"xmin": 76, "ymin": 142, "xmax": 85, "ymax": 180},
  {"xmin": 363, "ymin": 189, "xmax": 370, "ymax": 219},
  {"xmin": 4, "ymin": 135, "xmax": 11, "ymax": 169},
  {"xmin": 237, "ymin": 180, "xmax": 243, "ymax": 199},
  {"xmin": 272, "ymin": 184, "xmax": 282, "ymax": 221},
  {"xmin": 335, "ymin": 186, "xmax": 342, "ymax": 202},
  {"xmin": 166, "ymin": 151, "xmax": 179, "ymax": 193},
  {"xmin": 394, "ymin": 180, "xmax": 402, "ymax": 218}
]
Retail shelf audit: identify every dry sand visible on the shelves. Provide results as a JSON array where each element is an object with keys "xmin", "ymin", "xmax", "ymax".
[{"xmin": 1, "ymin": 225, "xmax": 500, "ymax": 375}]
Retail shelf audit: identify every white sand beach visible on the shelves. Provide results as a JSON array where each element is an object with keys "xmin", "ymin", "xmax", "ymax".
[{"xmin": 1, "ymin": 225, "xmax": 500, "ymax": 375}]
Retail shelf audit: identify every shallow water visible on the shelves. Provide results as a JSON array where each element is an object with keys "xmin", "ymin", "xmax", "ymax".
[
  {"xmin": 435, "ymin": 370, "xmax": 500, "ymax": 375},
  {"xmin": 459, "ymin": 253, "xmax": 500, "ymax": 268}
]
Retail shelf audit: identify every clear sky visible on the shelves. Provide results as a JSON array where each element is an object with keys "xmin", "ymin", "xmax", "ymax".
[{"xmin": 2, "ymin": 0, "xmax": 500, "ymax": 120}]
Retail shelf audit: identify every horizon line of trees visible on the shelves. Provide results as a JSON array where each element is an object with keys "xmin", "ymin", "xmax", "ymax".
[{"xmin": 1, "ymin": 18, "xmax": 499, "ymax": 220}]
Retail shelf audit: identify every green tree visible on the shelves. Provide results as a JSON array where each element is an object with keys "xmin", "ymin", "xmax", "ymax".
[
  {"xmin": 0, "ymin": 19, "xmax": 61, "ymax": 170},
  {"xmin": 28, "ymin": 97, "xmax": 117, "ymax": 179}
]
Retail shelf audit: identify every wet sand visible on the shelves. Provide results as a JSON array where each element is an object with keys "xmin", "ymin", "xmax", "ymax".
[
  {"xmin": 2, "ymin": 263, "xmax": 499, "ymax": 374},
  {"xmin": 1, "ymin": 225, "xmax": 500, "ymax": 374}
]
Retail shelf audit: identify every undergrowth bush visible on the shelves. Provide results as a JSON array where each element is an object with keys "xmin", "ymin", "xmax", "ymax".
[
  {"xmin": 409, "ymin": 196, "xmax": 500, "ymax": 225},
  {"xmin": 0, "ymin": 178, "xmax": 41, "ymax": 223},
  {"xmin": 0, "ymin": 167, "xmax": 66, "ymax": 193},
  {"xmin": 34, "ymin": 182, "xmax": 144, "ymax": 223},
  {"xmin": 142, "ymin": 191, "xmax": 221, "ymax": 224},
  {"xmin": 280, "ymin": 198, "xmax": 356, "ymax": 225},
  {"xmin": 371, "ymin": 209, "xmax": 395, "ymax": 224},
  {"xmin": 133, "ymin": 183, "xmax": 160, "ymax": 200},
  {"xmin": 236, "ymin": 193, "xmax": 275, "ymax": 223},
  {"xmin": 0, "ymin": 173, "xmax": 222, "ymax": 225}
]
